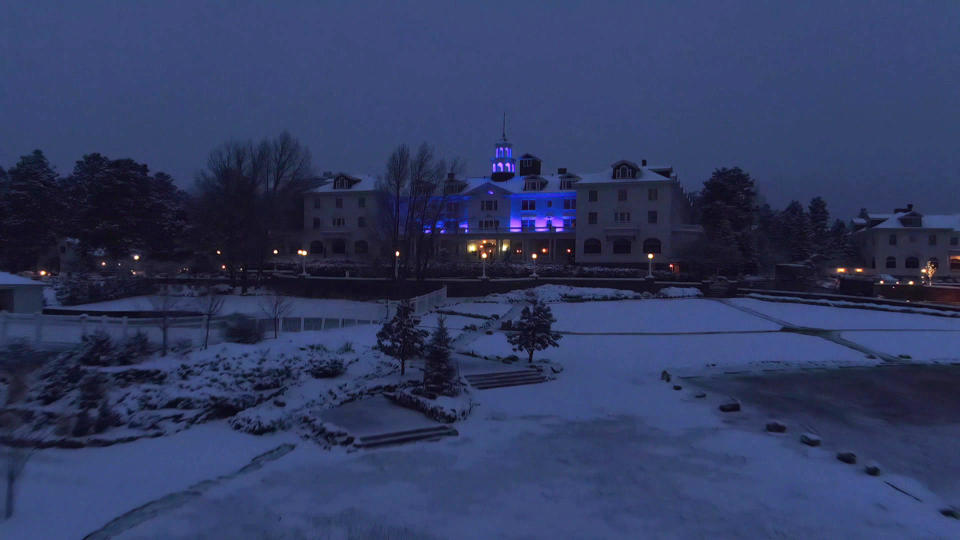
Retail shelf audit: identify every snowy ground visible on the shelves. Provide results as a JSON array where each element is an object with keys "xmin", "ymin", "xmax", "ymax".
[{"xmin": 4, "ymin": 290, "xmax": 960, "ymax": 539}]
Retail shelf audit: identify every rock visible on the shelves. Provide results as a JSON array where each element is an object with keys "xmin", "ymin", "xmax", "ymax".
[
  {"xmin": 694, "ymin": 392, "xmax": 706, "ymax": 399},
  {"xmin": 550, "ymin": 366, "xmax": 563, "ymax": 374},
  {"xmin": 898, "ymin": 354, "xmax": 912, "ymax": 359},
  {"xmin": 940, "ymin": 508, "xmax": 959, "ymax": 519},
  {"xmin": 672, "ymin": 385, "xmax": 682, "ymax": 391},
  {"xmin": 765, "ymin": 421, "xmax": 787, "ymax": 433},
  {"xmin": 837, "ymin": 451, "xmax": 857, "ymax": 464},
  {"xmin": 660, "ymin": 370, "xmax": 671, "ymax": 382},
  {"xmin": 273, "ymin": 399, "xmax": 286, "ymax": 407},
  {"xmin": 718, "ymin": 401, "xmax": 740, "ymax": 413},
  {"xmin": 800, "ymin": 433, "xmax": 821, "ymax": 447},
  {"xmin": 864, "ymin": 462, "xmax": 881, "ymax": 476}
]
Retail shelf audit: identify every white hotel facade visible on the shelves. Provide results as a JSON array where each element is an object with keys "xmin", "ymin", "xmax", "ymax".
[
  {"xmin": 852, "ymin": 205, "xmax": 960, "ymax": 278},
  {"xmin": 302, "ymin": 134, "xmax": 702, "ymax": 268}
]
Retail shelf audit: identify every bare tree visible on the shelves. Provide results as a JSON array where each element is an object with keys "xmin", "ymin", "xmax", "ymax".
[
  {"xmin": 0, "ymin": 340, "xmax": 45, "ymax": 519},
  {"xmin": 195, "ymin": 288, "xmax": 225, "ymax": 349},
  {"xmin": 379, "ymin": 144, "xmax": 411, "ymax": 270},
  {"xmin": 149, "ymin": 286, "xmax": 180, "ymax": 356},
  {"xmin": 259, "ymin": 293, "xmax": 293, "ymax": 339}
]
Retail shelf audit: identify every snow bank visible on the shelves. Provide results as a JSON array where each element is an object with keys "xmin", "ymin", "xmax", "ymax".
[{"xmin": 657, "ymin": 286, "xmax": 702, "ymax": 298}]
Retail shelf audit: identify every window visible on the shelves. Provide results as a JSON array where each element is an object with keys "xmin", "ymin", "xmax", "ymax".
[
  {"xmin": 642, "ymin": 238, "xmax": 662, "ymax": 254},
  {"xmin": 612, "ymin": 238, "xmax": 632, "ymax": 254},
  {"xmin": 357, "ymin": 216, "xmax": 366, "ymax": 227},
  {"xmin": 614, "ymin": 212, "xmax": 631, "ymax": 224},
  {"xmin": 888, "ymin": 234, "xmax": 897, "ymax": 246},
  {"xmin": 521, "ymin": 218, "xmax": 535, "ymax": 230},
  {"xmin": 547, "ymin": 201, "xmax": 552, "ymax": 208},
  {"xmin": 584, "ymin": 238, "xmax": 602, "ymax": 254},
  {"xmin": 335, "ymin": 198, "xmax": 343, "ymax": 209},
  {"xmin": 354, "ymin": 240, "xmax": 368, "ymax": 254},
  {"xmin": 358, "ymin": 197, "xmax": 366, "ymax": 208},
  {"xmin": 560, "ymin": 179, "xmax": 575, "ymax": 190},
  {"xmin": 312, "ymin": 217, "xmax": 322, "ymax": 229},
  {"xmin": 616, "ymin": 165, "xmax": 630, "ymax": 179},
  {"xmin": 332, "ymin": 239, "xmax": 346, "ymax": 254},
  {"xmin": 648, "ymin": 211, "xmax": 658, "ymax": 224},
  {"xmin": 648, "ymin": 188, "xmax": 658, "ymax": 201},
  {"xmin": 951, "ymin": 255, "xmax": 960, "ymax": 271},
  {"xmin": 588, "ymin": 212, "xmax": 598, "ymax": 225},
  {"xmin": 521, "ymin": 200, "xmax": 536, "ymax": 211},
  {"xmin": 481, "ymin": 200, "xmax": 498, "ymax": 211},
  {"xmin": 563, "ymin": 218, "xmax": 576, "ymax": 229},
  {"xmin": 951, "ymin": 236, "xmax": 959, "ymax": 246},
  {"xmin": 588, "ymin": 190, "xmax": 598, "ymax": 202},
  {"xmin": 563, "ymin": 199, "xmax": 576, "ymax": 210},
  {"xmin": 313, "ymin": 199, "xmax": 322, "ymax": 209},
  {"xmin": 332, "ymin": 217, "xmax": 345, "ymax": 227},
  {"xmin": 333, "ymin": 178, "xmax": 350, "ymax": 189},
  {"xmin": 929, "ymin": 234, "xmax": 937, "ymax": 246},
  {"xmin": 886, "ymin": 256, "xmax": 896, "ymax": 269},
  {"xmin": 618, "ymin": 189, "xmax": 627, "ymax": 201},
  {"xmin": 905, "ymin": 257, "xmax": 920, "ymax": 269},
  {"xmin": 446, "ymin": 202, "xmax": 459, "ymax": 213},
  {"xmin": 523, "ymin": 179, "xmax": 542, "ymax": 191},
  {"xmin": 479, "ymin": 219, "xmax": 500, "ymax": 231}
]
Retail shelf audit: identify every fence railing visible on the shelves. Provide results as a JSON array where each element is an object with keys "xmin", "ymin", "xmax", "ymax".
[{"xmin": 383, "ymin": 286, "xmax": 447, "ymax": 319}]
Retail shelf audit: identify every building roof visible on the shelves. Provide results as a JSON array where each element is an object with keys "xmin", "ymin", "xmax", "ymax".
[
  {"xmin": 0, "ymin": 272, "xmax": 44, "ymax": 286},
  {"xmin": 308, "ymin": 173, "xmax": 378, "ymax": 193},
  {"xmin": 870, "ymin": 212, "xmax": 960, "ymax": 230}
]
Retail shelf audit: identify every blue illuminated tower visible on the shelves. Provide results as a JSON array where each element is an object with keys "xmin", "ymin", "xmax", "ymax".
[{"xmin": 490, "ymin": 113, "xmax": 516, "ymax": 181}]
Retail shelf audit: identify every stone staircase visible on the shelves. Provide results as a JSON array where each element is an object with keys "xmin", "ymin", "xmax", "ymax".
[
  {"xmin": 464, "ymin": 369, "xmax": 547, "ymax": 390},
  {"xmin": 354, "ymin": 425, "xmax": 459, "ymax": 449}
]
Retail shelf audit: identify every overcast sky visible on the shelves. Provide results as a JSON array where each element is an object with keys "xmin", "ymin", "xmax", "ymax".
[{"xmin": 2, "ymin": 1, "xmax": 958, "ymax": 218}]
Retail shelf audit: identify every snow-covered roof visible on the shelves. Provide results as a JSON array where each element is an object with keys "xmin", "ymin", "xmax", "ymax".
[
  {"xmin": 870, "ymin": 212, "xmax": 960, "ymax": 230},
  {"xmin": 308, "ymin": 173, "xmax": 378, "ymax": 193},
  {"xmin": 0, "ymin": 272, "xmax": 43, "ymax": 286}
]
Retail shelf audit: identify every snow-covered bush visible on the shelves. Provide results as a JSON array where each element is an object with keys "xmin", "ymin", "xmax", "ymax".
[
  {"xmin": 223, "ymin": 314, "xmax": 263, "ymax": 344},
  {"xmin": 72, "ymin": 331, "xmax": 115, "ymax": 366}
]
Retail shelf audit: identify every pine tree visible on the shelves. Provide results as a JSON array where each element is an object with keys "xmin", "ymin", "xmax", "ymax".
[
  {"xmin": 696, "ymin": 167, "xmax": 759, "ymax": 274},
  {"xmin": 376, "ymin": 300, "xmax": 427, "ymax": 376},
  {"xmin": 507, "ymin": 292, "xmax": 562, "ymax": 363},
  {"xmin": 808, "ymin": 197, "xmax": 830, "ymax": 253},
  {"xmin": 0, "ymin": 150, "xmax": 64, "ymax": 271},
  {"xmin": 779, "ymin": 201, "xmax": 812, "ymax": 262},
  {"xmin": 423, "ymin": 316, "xmax": 457, "ymax": 396}
]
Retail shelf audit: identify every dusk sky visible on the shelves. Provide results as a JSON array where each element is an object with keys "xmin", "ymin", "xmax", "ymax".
[{"xmin": 2, "ymin": 1, "xmax": 958, "ymax": 218}]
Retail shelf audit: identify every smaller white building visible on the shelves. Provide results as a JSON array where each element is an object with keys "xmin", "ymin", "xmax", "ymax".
[
  {"xmin": 0, "ymin": 272, "xmax": 45, "ymax": 313},
  {"xmin": 852, "ymin": 205, "xmax": 960, "ymax": 278}
]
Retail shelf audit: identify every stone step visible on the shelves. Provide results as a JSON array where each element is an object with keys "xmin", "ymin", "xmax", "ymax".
[
  {"xmin": 464, "ymin": 370, "xmax": 542, "ymax": 381},
  {"xmin": 356, "ymin": 425, "xmax": 455, "ymax": 443},
  {"xmin": 466, "ymin": 374, "xmax": 546, "ymax": 384},
  {"xmin": 356, "ymin": 426, "xmax": 458, "ymax": 448},
  {"xmin": 468, "ymin": 377, "xmax": 547, "ymax": 390}
]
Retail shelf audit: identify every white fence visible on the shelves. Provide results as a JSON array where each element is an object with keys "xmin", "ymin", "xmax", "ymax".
[
  {"xmin": 0, "ymin": 286, "xmax": 447, "ymax": 349},
  {"xmin": 383, "ymin": 286, "xmax": 447, "ymax": 319}
]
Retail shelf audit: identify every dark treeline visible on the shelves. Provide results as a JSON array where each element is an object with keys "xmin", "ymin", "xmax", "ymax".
[{"xmin": 1, "ymin": 139, "xmax": 856, "ymax": 278}]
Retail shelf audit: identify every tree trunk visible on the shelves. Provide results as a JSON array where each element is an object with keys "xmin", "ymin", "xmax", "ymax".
[
  {"xmin": 400, "ymin": 356, "xmax": 406, "ymax": 376},
  {"xmin": 528, "ymin": 349, "xmax": 534, "ymax": 363},
  {"xmin": 161, "ymin": 317, "xmax": 168, "ymax": 357}
]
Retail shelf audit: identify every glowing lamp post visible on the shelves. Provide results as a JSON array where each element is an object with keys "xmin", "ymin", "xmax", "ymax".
[
  {"xmin": 272, "ymin": 249, "xmax": 279, "ymax": 272},
  {"xmin": 647, "ymin": 253, "xmax": 654, "ymax": 278},
  {"xmin": 297, "ymin": 249, "xmax": 308, "ymax": 276},
  {"xmin": 480, "ymin": 252, "xmax": 488, "ymax": 280},
  {"xmin": 394, "ymin": 250, "xmax": 400, "ymax": 280},
  {"xmin": 531, "ymin": 252, "xmax": 539, "ymax": 279}
]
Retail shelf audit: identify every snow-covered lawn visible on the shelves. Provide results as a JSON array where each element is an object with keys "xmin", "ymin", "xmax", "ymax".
[
  {"xmin": 437, "ymin": 300, "xmax": 513, "ymax": 319},
  {"xmin": 4, "ymin": 292, "xmax": 960, "ymax": 539},
  {"xmin": 731, "ymin": 297, "xmax": 960, "ymax": 330},
  {"xmin": 58, "ymin": 294, "xmax": 388, "ymax": 319},
  {"xmin": 840, "ymin": 330, "xmax": 960, "ymax": 362}
]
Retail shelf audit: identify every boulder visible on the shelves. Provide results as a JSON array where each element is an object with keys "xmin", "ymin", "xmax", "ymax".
[
  {"xmin": 718, "ymin": 401, "xmax": 741, "ymax": 413},
  {"xmin": 864, "ymin": 462, "xmax": 881, "ymax": 476},
  {"xmin": 694, "ymin": 392, "xmax": 706, "ymax": 399},
  {"xmin": 837, "ymin": 451, "xmax": 857, "ymax": 464},
  {"xmin": 800, "ymin": 433, "xmax": 821, "ymax": 447},
  {"xmin": 660, "ymin": 370, "xmax": 671, "ymax": 382},
  {"xmin": 940, "ymin": 508, "xmax": 959, "ymax": 519},
  {"xmin": 765, "ymin": 421, "xmax": 787, "ymax": 433},
  {"xmin": 672, "ymin": 385, "xmax": 682, "ymax": 391}
]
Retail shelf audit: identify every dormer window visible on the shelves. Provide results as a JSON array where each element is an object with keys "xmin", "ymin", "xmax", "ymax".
[
  {"xmin": 523, "ymin": 178, "xmax": 544, "ymax": 191},
  {"xmin": 559, "ymin": 179, "xmax": 574, "ymax": 190},
  {"xmin": 333, "ymin": 177, "xmax": 350, "ymax": 189}
]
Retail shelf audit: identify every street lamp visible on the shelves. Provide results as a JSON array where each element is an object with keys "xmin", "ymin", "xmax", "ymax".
[
  {"xmin": 297, "ymin": 249, "xmax": 308, "ymax": 276},
  {"xmin": 481, "ymin": 252, "xmax": 488, "ymax": 280},
  {"xmin": 216, "ymin": 250, "xmax": 222, "ymax": 256},
  {"xmin": 647, "ymin": 253, "xmax": 654, "ymax": 278},
  {"xmin": 531, "ymin": 252, "xmax": 539, "ymax": 279},
  {"xmin": 394, "ymin": 250, "xmax": 400, "ymax": 280},
  {"xmin": 132, "ymin": 254, "xmax": 140, "ymax": 262}
]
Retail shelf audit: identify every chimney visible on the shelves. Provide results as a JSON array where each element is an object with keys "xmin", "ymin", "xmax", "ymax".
[
  {"xmin": 557, "ymin": 167, "xmax": 567, "ymax": 175},
  {"xmin": 446, "ymin": 172, "xmax": 455, "ymax": 181},
  {"xmin": 907, "ymin": 203, "xmax": 913, "ymax": 212},
  {"xmin": 641, "ymin": 159, "xmax": 647, "ymax": 167}
]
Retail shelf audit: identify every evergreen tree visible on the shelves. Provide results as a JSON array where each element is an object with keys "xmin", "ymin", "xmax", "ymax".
[
  {"xmin": 376, "ymin": 300, "xmax": 427, "ymax": 376},
  {"xmin": 507, "ymin": 292, "xmax": 562, "ymax": 363},
  {"xmin": 0, "ymin": 150, "xmax": 64, "ymax": 271},
  {"xmin": 697, "ymin": 167, "xmax": 758, "ymax": 274},
  {"xmin": 808, "ymin": 196, "xmax": 830, "ymax": 253},
  {"xmin": 423, "ymin": 316, "xmax": 457, "ymax": 396},
  {"xmin": 779, "ymin": 201, "xmax": 813, "ymax": 262},
  {"xmin": 828, "ymin": 219, "xmax": 849, "ymax": 261}
]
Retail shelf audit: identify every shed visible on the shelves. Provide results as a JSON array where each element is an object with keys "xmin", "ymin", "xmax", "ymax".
[{"xmin": 0, "ymin": 272, "xmax": 45, "ymax": 313}]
